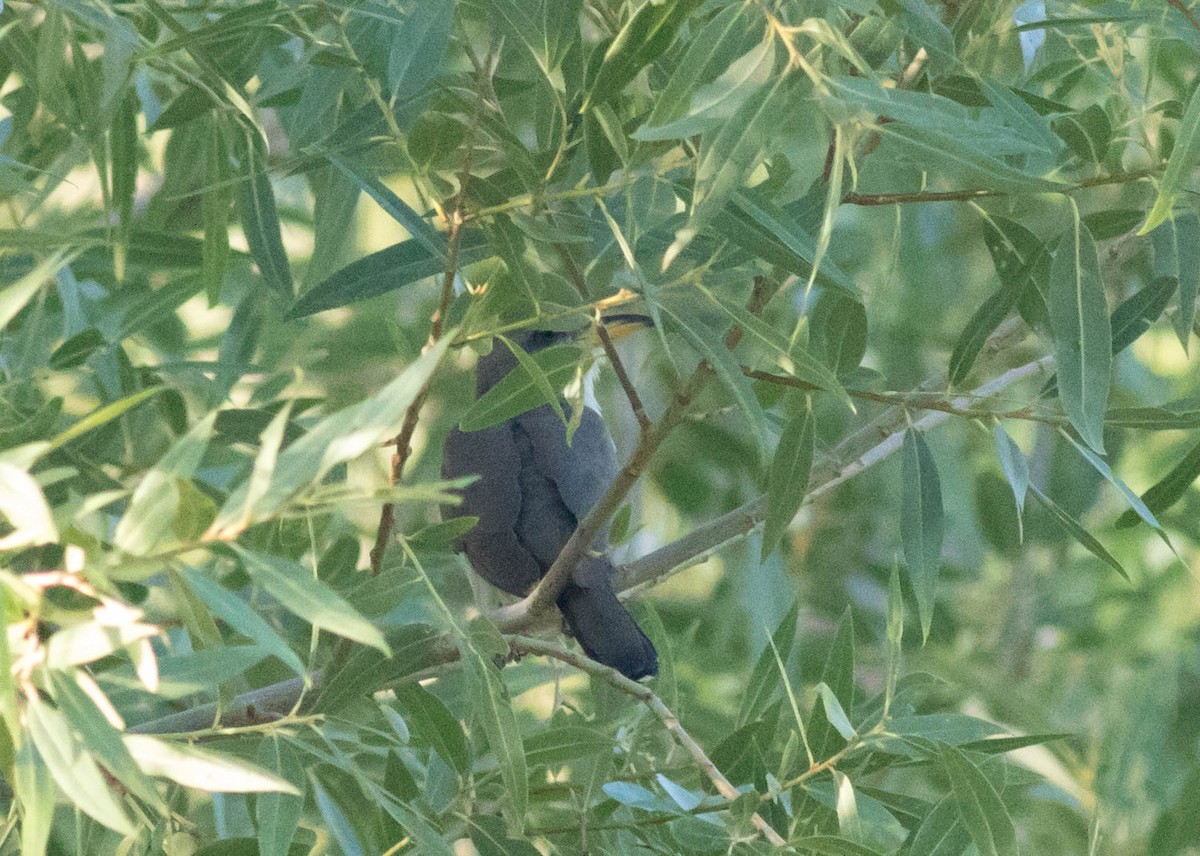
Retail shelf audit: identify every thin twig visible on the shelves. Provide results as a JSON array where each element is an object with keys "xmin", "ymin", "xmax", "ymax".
[
  {"xmin": 555, "ymin": 245, "xmax": 650, "ymax": 431},
  {"xmin": 491, "ymin": 278, "xmax": 774, "ymax": 628},
  {"xmin": 507, "ymin": 636, "xmax": 789, "ymax": 848},
  {"xmin": 842, "ymin": 165, "xmax": 1162, "ymax": 207},
  {"xmin": 1168, "ymin": 0, "xmax": 1200, "ymax": 33},
  {"xmin": 369, "ymin": 65, "xmax": 484, "ymax": 574}
]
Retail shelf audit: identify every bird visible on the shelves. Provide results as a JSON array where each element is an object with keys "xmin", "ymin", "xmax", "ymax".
[{"xmin": 441, "ymin": 318, "xmax": 658, "ymax": 680}]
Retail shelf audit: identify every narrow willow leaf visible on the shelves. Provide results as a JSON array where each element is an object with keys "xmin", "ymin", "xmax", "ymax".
[
  {"xmin": 126, "ymin": 734, "xmax": 300, "ymax": 794},
  {"xmin": 461, "ymin": 623, "xmax": 526, "ymax": 836},
  {"xmin": 940, "ymin": 746, "xmax": 1019, "ymax": 856},
  {"xmin": 1028, "ymin": 484, "xmax": 1128, "ymax": 580},
  {"xmin": 993, "ymin": 423, "xmax": 1029, "ymax": 542},
  {"xmin": 239, "ymin": 141, "xmax": 293, "ymax": 296},
  {"xmin": 949, "ymin": 284, "xmax": 1021, "ymax": 386},
  {"xmin": 309, "ymin": 772, "xmax": 367, "ymax": 855},
  {"xmin": 1063, "ymin": 431, "xmax": 1165, "ymax": 535},
  {"xmin": 214, "ymin": 335, "xmax": 453, "ymax": 529},
  {"xmin": 110, "ymin": 92, "xmax": 138, "ymax": 280},
  {"xmin": 585, "ymin": 0, "xmax": 704, "ymax": 110},
  {"xmin": 668, "ymin": 74, "xmax": 800, "ymax": 267},
  {"xmin": 0, "ymin": 462, "xmax": 58, "ymax": 549},
  {"xmin": 0, "ymin": 250, "xmax": 74, "ymax": 331},
  {"xmin": 656, "ymin": 297, "xmax": 769, "ymax": 460},
  {"xmin": 1139, "ymin": 79, "xmax": 1200, "ymax": 234},
  {"xmin": 202, "ymin": 118, "xmax": 231, "ymax": 305},
  {"xmin": 256, "ymin": 737, "xmax": 304, "ymax": 856},
  {"xmin": 47, "ymin": 672, "xmax": 164, "ymax": 811},
  {"xmin": 393, "ymin": 683, "xmax": 470, "ymax": 777},
  {"xmin": 809, "ymin": 608, "xmax": 855, "ymax": 759},
  {"xmin": 762, "ymin": 400, "xmax": 815, "ymax": 559},
  {"xmin": 737, "ymin": 603, "xmax": 799, "ymax": 727},
  {"xmin": 725, "ymin": 190, "xmax": 859, "ymax": 296},
  {"xmin": 27, "ymin": 697, "xmax": 136, "ymax": 835},
  {"xmin": 497, "ymin": 336, "xmax": 567, "ymax": 427},
  {"xmin": 288, "ymin": 231, "xmax": 489, "ymax": 317},
  {"xmin": 884, "ymin": 562, "xmax": 903, "ymax": 717},
  {"xmin": 811, "ymin": 292, "xmax": 868, "ymax": 374},
  {"xmin": 177, "ymin": 566, "xmax": 306, "ymax": 675},
  {"xmin": 12, "ymin": 741, "xmax": 55, "ymax": 856},
  {"xmin": 1151, "ymin": 213, "xmax": 1200, "ymax": 349},
  {"xmin": 633, "ymin": 37, "xmax": 774, "ymax": 141},
  {"xmin": 233, "ymin": 546, "xmax": 389, "ymax": 654},
  {"xmin": 376, "ymin": 797, "xmax": 455, "ymax": 856},
  {"xmin": 1112, "ymin": 277, "xmax": 1176, "ymax": 355},
  {"xmin": 46, "ymin": 386, "xmax": 164, "ymax": 451},
  {"xmin": 460, "ymin": 344, "xmax": 579, "ymax": 431},
  {"xmin": 700, "ymin": 287, "xmax": 853, "ymax": 410},
  {"xmin": 523, "ymin": 726, "xmax": 612, "ymax": 768},
  {"xmin": 816, "ymin": 683, "xmax": 857, "ymax": 740},
  {"xmin": 640, "ymin": 3, "xmax": 757, "ymax": 131},
  {"xmin": 1049, "ymin": 219, "xmax": 1110, "ymax": 453},
  {"xmin": 901, "ymin": 429, "xmax": 944, "ymax": 641},
  {"xmin": 1117, "ymin": 438, "xmax": 1200, "ymax": 528},
  {"xmin": 49, "ymin": 328, "xmax": 105, "ymax": 369},
  {"xmin": 908, "ymin": 794, "xmax": 972, "ymax": 856},
  {"xmin": 327, "ymin": 153, "xmax": 445, "ymax": 260},
  {"xmin": 788, "ymin": 836, "xmax": 883, "ymax": 856}
]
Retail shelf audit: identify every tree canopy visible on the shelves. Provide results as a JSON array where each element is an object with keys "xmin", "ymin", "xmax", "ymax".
[{"xmin": 2, "ymin": 0, "xmax": 1200, "ymax": 854}]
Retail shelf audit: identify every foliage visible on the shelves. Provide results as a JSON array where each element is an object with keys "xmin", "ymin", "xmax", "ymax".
[{"xmin": 2, "ymin": 0, "xmax": 1200, "ymax": 853}]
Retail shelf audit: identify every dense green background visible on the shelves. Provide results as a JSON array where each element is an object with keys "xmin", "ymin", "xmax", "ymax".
[{"xmin": 2, "ymin": 0, "xmax": 1200, "ymax": 853}]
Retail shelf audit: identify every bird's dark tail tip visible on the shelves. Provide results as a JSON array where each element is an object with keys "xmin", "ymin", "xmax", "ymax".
[{"xmin": 558, "ymin": 579, "xmax": 658, "ymax": 680}]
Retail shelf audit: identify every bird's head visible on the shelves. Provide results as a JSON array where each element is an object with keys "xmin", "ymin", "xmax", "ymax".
[{"xmin": 476, "ymin": 313, "xmax": 652, "ymax": 394}]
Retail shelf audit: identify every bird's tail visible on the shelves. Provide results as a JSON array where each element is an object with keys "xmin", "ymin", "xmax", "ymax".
[{"xmin": 557, "ymin": 570, "xmax": 658, "ymax": 681}]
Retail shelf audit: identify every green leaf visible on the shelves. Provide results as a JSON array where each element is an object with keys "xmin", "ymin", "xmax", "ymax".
[
  {"xmin": 723, "ymin": 190, "xmax": 859, "ymax": 296},
  {"xmin": 656, "ymin": 295, "xmax": 769, "ymax": 460},
  {"xmin": 810, "ymin": 292, "xmax": 868, "ymax": 374},
  {"xmin": 816, "ymin": 682, "xmax": 857, "ymax": 740},
  {"xmin": 461, "ymin": 622, "xmax": 526, "ymax": 836},
  {"xmin": 26, "ymin": 696, "xmax": 136, "ymax": 835},
  {"xmin": 884, "ymin": 562, "xmax": 903, "ymax": 716},
  {"xmin": 288, "ymin": 230, "xmax": 489, "ymax": 317},
  {"xmin": 458, "ymin": 343, "xmax": 581, "ymax": 431},
  {"xmin": 47, "ymin": 672, "xmax": 164, "ymax": 811},
  {"xmin": 497, "ymin": 335, "xmax": 567, "ymax": 427},
  {"xmin": 949, "ymin": 284, "xmax": 1021, "ymax": 386},
  {"xmin": 667, "ymin": 74, "xmax": 803, "ymax": 268},
  {"xmin": 214, "ymin": 334, "xmax": 453, "ymax": 528},
  {"xmin": 810, "ymin": 608, "xmax": 855, "ymax": 759},
  {"xmin": 634, "ymin": 37, "xmax": 774, "ymax": 141},
  {"xmin": 45, "ymin": 386, "xmax": 165, "ymax": 452},
  {"xmin": 788, "ymin": 836, "xmax": 884, "ymax": 856},
  {"xmin": 737, "ymin": 603, "xmax": 799, "ymax": 727},
  {"xmin": 640, "ymin": 3, "xmax": 758, "ymax": 132},
  {"xmin": 0, "ymin": 462, "xmax": 58, "ymax": 549},
  {"xmin": 939, "ymin": 745, "xmax": 1018, "ymax": 856},
  {"xmin": 1150, "ymin": 213, "xmax": 1200, "ymax": 349},
  {"xmin": 1028, "ymin": 483, "xmax": 1128, "ymax": 580},
  {"xmin": 327, "ymin": 153, "xmax": 445, "ymax": 261},
  {"xmin": 393, "ymin": 683, "xmax": 470, "ymax": 777},
  {"xmin": 993, "ymin": 423, "xmax": 1029, "ymax": 542},
  {"xmin": 1117, "ymin": 438, "xmax": 1200, "ymax": 528},
  {"xmin": 256, "ymin": 737, "xmax": 304, "ymax": 856},
  {"xmin": 0, "ymin": 251, "xmax": 74, "ymax": 331},
  {"xmin": 126, "ymin": 734, "xmax": 300, "ymax": 794},
  {"xmin": 12, "ymin": 739, "xmax": 55, "ymax": 856},
  {"xmin": 901, "ymin": 428, "xmax": 944, "ymax": 641},
  {"xmin": 238, "ymin": 139, "xmax": 293, "ymax": 296},
  {"xmin": 49, "ymin": 328, "xmax": 105, "ymax": 370},
  {"xmin": 1063, "ymin": 431, "xmax": 1165, "ymax": 534},
  {"xmin": 177, "ymin": 567, "xmax": 306, "ymax": 675},
  {"xmin": 524, "ymin": 725, "xmax": 612, "ymax": 768},
  {"xmin": 762, "ymin": 399, "xmax": 815, "ymax": 559},
  {"xmin": 1049, "ymin": 219, "xmax": 1110, "ymax": 453},
  {"xmin": 908, "ymin": 793, "xmax": 972, "ymax": 856},
  {"xmin": 585, "ymin": 0, "xmax": 704, "ymax": 110},
  {"xmin": 202, "ymin": 118, "xmax": 231, "ymax": 305},
  {"xmin": 232, "ymin": 546, "xmax": 390, "ymax": 654},
  {"xmin": 1139, "ymin": 78, "xmax": 1200, "ymax": 234}
]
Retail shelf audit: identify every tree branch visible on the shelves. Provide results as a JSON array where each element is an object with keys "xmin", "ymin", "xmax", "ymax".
[
  {"xmin": 370, "ymin": 68, "xmax": 484, "ymax": 574},
  {"xmin": 507, "ymin": 635, "xmax": 789, "ymax": 848},
  {"xmin": 616, "ymin": 352, "xmax": 1055, "ymax": 595}
]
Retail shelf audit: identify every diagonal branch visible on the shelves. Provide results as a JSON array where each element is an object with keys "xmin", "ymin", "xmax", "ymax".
[
  {"xmin": 507, "ymin": 635, "xmax": 789, "ymax": 847},
  {"xmin": 492, "ymin": 278, "xmax": 774, "ymax": 629}
]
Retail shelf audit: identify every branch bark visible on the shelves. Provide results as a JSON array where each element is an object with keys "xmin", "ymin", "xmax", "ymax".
[{"xmin": 508, "ymin": 635, "xmax": 789, "ymax": 847}]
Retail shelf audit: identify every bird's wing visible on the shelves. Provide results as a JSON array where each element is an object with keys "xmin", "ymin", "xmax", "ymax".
[
  {"xmin": 441, "ymin": 425, "xmax": 542, "ymax": 596},
  {"xmin": 516, "ymin": 403, "xmax": 619, "ymax": 529}
]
